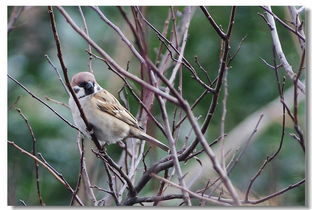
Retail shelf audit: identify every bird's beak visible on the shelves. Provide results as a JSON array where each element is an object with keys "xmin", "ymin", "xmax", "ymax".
[{"xmin": 85, "ymin": 81, "xmax": 94, "ymax": 95}]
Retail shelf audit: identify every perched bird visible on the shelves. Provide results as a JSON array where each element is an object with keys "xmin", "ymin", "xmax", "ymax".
[{"xmin": 68, "ymin": 71, "xmax": 169, "ymax": 151}]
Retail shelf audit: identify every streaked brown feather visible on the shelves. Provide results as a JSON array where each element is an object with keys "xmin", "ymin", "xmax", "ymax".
[{"xmin": 93, "ymin": 89, "xmax": 140, "ymax": 128}]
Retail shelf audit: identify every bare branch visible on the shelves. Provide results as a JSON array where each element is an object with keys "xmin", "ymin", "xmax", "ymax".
[
  {"xmin": 260, "ymin": 6, "xmax": 305, "ymax": 42},
  {"xmin": 8, "ymin": 74, "xmax": 79, "ymax": 131},
  {"xmin": 134, "ymin": 6, "xmax": 214, "ymax": 93},
  {"xmin": 263, "ymin": 6, "xmax": 305, "ymax": 94},
  {"xmin": 70, "ymin": 133, "xmax": 97, "ymax": 205},
  {"xmin": 245, "ymin": 85, "xmax": 287, "ymax": 202},
  {"xmin": 288, "ymin": 6, "xmax": 305, "ymax": 50},
  {"xmin": 15, "ymin": 108, "xmax": 45, "ymax": 206},
  {"xmin": 227, "ymin": 114, "xmax": 264, "ymax": 173},
  {"xmin": 78, "ymin": 6, "xmax": 93, "ymax": 73},
  {"xmin": 245, "ymin": 179, "xmax": 305, "ymax": 205},
  {"xmin": 44, "ymin": 54, "xmax": 68, "ymax": 95},
  {"xmin": 90, "ymin": 6, "xmax": 145, "ymax": 63},
  {"xmin": 48, "ymin": 6, "xmax": 102, "ymax": 150},
  {"xmin": 199, "ymin": 6, "xmax": 227, "ymax": 40},
  {"xmin": 55, "ymin": 6, "xmax": 179, "ymax": 105},
  {"xmin": 8, "ymin": 140, "xmax": 84, "ymax": 206},
  {"xmin": 150, "ymin": 173, "xmax": 231, "ymax": 206},
  {"xmin": 157, "ymin": 95, "xmax": 192, "ymax": 206},
  {"xmin": 92, "ymin": 149, "xmax": 137, "ymax": 198},
  {"xmin": 44, "ymin": 96, "xmax": 70, "ymax": 109},
  {"xmin": 293, "ymin": 49, "xmax": 305, "ymax": 151}
]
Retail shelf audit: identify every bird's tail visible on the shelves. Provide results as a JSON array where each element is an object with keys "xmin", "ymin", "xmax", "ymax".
[{"xmin": 130, "ymin": 128, "xmax": 169, "ymax": 152}]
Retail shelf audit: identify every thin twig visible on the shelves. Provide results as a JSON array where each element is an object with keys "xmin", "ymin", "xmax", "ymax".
[
  {"xmin": 228, "ymin": 35, "xmax": 248, "ymax": 65},
  {"xmin": 8, "ymin": 140, "xmax": 84, "ymax": 206},
  {"xmin": 199, "ymin": 6, "xmax": 227, "ymax": 40},
  {"xmin": 92, "ymin": 149, "xmax": 137, "ymax": 198},
  {"xmin": 134, "ymin": 6, "xmax": 214, "ymax": 93},
  {"xmin": 8, "ymin": 74, "xmax": 79, "ymax": 131},
  {"xmin": 44, "ymin": 96, "xmax": 69, "ymax": 109},
  {"xmin": 227, "ymin": 114, "xmax": 264, "ymax": 174},
  {"xmin": 157, "ymin": 94, "xmax": 192, "ymax": 206},
  {"xmin": 102, "ymin": 159, "xmax": 120, "ymax": 205},
  {"xmin": 245, "ymin": 179, "xmax": 305, "ymax": 204},
  {"xmin": 44, "ymin": 54, "xmax": 69, "ymax": 95},
  {"xmin": 150, "ymin": 173, "xmax": 230, "ymax": 206},
  {"xmin": 78, "ymin": 6, "xmax": 93, "ymax": 73},
  {"xmin": 56, "ymin": 6, "xmax": 179, "ymax": 105},
  {"xmin": 259, "ymin": 57, "xmax": 282, "ymax": 70},
  {"xmin": 288, "ymin": 6, "xmax": 305, "ymax": 50},
  {"xmin": 245, "ymin": 85, "xmax": 287, "ymax": 202},
  {"xmin": 154, "ymin": 8, "xmax": 172, "ymax": 66},
  {"xmin": 70, "ymin": 133, "xmax": 97, "ymax": 205},
  {"xmin": 260, "ymin": 6, "xmax": 305, "ymax": 42},
  {"xmin": 15, "ymin": 108, "xmax": 45, "ymax": 206},
  {"xmin": 117, "ymin": 6, "xmax": 143, "ymax": 52},
  {"xmin": 48, "ymin": 6, "xmax": 102, "ymax": 150},
  {"xmin": 90, "ymin": 6, "xmax": 144, "ymax": 64},
  {"xmin": 168, "ymin": 6, "xmax": 191, "ymax": 86},
  {"xmin": 293, "ymin": 49, "xmax": 305, "ymax": 151},
  {"xmin": 194, "ymin": 56, "xmax": 212, "ymax": 84},
  {"xmin": 263, "ymin": 6, "xmax": 305, "ymax": 94},
  {"xmin": 153, "ymin": 169, "xmax": 169, "ymax": 206}
]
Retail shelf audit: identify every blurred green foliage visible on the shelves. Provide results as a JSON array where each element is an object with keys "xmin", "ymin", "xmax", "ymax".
[{"xmin": 8, "ymin": 6, "xmax": 305, "ymax": 206}]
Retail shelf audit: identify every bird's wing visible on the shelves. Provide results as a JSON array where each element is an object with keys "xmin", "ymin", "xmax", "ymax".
[{"xmin": 92, "ymin": 89, "xmax": 140, "ymax": 128}]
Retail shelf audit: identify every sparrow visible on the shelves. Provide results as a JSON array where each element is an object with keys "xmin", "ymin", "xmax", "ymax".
[{"xmin": 68, "ymin": 71, "xmax": 169, "ymax": 151}]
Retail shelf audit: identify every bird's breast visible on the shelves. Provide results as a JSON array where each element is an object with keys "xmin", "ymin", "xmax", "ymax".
[{"xmin": 69, "ymin": 96, "xmax": 131, "ymax": 144}]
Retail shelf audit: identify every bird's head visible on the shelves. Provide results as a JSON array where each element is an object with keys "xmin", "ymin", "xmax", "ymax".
[{"xmin": 70, "ymin": 72, "xmax": 102, "ymax": 98}]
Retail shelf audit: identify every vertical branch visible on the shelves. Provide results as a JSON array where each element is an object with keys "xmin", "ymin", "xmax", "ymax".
[
  {"xmin": 167, "ymin": 7, "xmax": 191, "ymax": 85},
  {"xmin": 293, "ymin": 49, "xmax": 305, "ymax": 151},
  {"xmin": 154, "ymin": 8, "xmax": 172, "ymax": 66},
  {"xmin": 44, "ymin": 54, "xmax": 69, "ymax": 95},
  {"xmin": 117, "ymin": 6, "xmax": 143, "ymax": 52},
  {"xmin": 78, "ymin": 6, "xmax": 93, "ymax": 73},
  {"xmin": 103, "ymin": 160, "xmax": 120, "ymax": 205},
  {"xmin": 70, "ymin": 133, "xmax": 97, "ymax": 205},
  {"xmin": 288, "ymin": 6, "xmax": 305, "ymax": 50},
  {"xmin": 47, "ymin": 6, "xmax": 102, "ymax": 150},
  {"xmin": 220, "ymin": 69, "xmax": 228, "ymax": 170},
  {"xmin": 133, "ymin": 7, "xmax": 240, "ymax": 205},
  {"xmin": 263, "ymin": 6, "xmax": 305, "ymax": 94},
  {"xmin": 15, "ymin": 108, "xmax": 45, "ymax": 206},
  {"xmin": 245, "ymin": 47, "xmax": 288, "ymax": 202},
  {"xmin": 157, "ymin": 96, "xmax": 192, "ymax": 206}
]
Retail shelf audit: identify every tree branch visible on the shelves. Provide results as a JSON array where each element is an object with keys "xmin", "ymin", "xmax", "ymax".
[
  {"xmin": 263, "ymin": 6, "xmax": 305, "ymax": 94},
  {"xmin": 8, "ymin": 140, "xmax": 84, "ymax": 206}
]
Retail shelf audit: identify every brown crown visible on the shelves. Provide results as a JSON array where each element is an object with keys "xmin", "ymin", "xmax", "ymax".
[{"xmin": 70, "ymin": 72, "xmax": 96, "ymax": 87}]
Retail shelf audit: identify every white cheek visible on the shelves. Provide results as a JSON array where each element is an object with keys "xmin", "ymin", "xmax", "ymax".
[
  {"xmin": 94, "ymin": 84, "xmax": 102, "ymax": 93},
  {"xmin": 75, "ymin": 88, "xmax": 86, "ymax": 98}
]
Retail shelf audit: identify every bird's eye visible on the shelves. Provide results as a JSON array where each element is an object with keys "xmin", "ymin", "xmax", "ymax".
[{"xmin": 78, "ymin": 82, "xmax": 86, "ymax": 87}]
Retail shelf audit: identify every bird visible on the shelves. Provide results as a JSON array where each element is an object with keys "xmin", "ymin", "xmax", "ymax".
[{"xmin": 68, "ymin": 71, "xmax": 169, "ymax": 152}]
